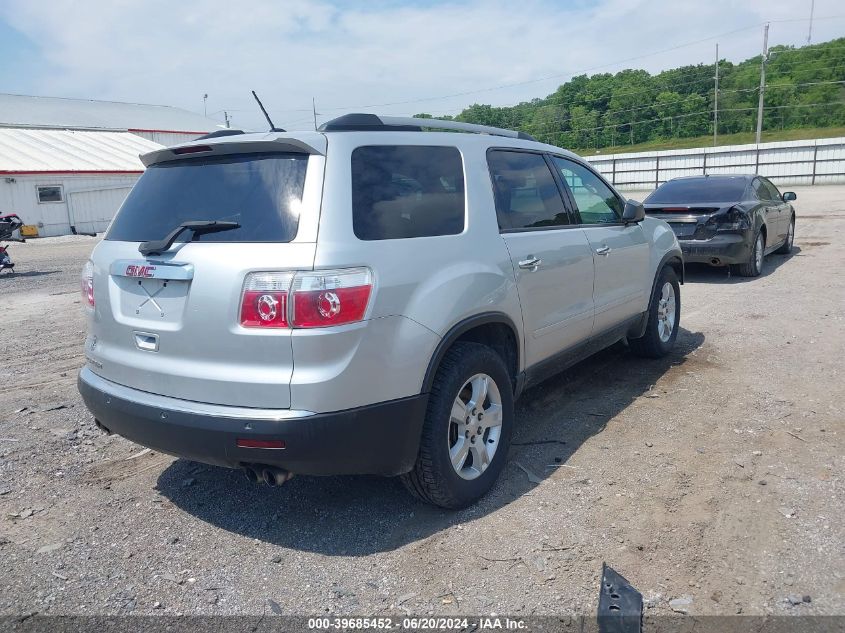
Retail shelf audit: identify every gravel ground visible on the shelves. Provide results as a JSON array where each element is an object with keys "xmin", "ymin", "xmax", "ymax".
[{"xmin": 0, "ymin": 186, "xmax": 843, "ymax": 618}]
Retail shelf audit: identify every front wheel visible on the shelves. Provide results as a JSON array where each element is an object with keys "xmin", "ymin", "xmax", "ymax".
[
  {"xmin": 401, "ymin": 342, "xmax": 514, "ymax": 509},
  {"xmin": 629, "ymin": 266, "xmax": 680, "ymax": 358}
]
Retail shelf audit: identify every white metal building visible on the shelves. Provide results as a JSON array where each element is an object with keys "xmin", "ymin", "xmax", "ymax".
[{"xmin": 0, "ymin": 93, "xmax": 226, "ymax": 237}]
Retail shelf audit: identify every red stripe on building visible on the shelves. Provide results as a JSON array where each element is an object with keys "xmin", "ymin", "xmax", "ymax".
[
  {"xmin": 128, "ymin": 128, "xmax": 209, "ymax": 135},
  {"xmin": 0, "ymin": 170, "xmax": 143, "ymax": 175}
]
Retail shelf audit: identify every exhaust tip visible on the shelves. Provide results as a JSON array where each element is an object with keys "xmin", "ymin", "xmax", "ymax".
[
  {"xmin": 261, "ymin": 467, "xmax": 292, "ymax": 487},
  {"xmin": 243, "ymin": 466, "xmax": 259, "ymax": 483}
]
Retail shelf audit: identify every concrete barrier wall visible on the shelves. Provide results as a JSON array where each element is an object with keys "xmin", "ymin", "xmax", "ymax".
[{"xmin": 584, "ymin": 137, "xmax": 845, "ymax": 191}]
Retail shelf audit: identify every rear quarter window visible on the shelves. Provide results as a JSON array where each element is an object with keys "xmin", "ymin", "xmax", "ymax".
[
  {"xmin": 351, "ymin": 145, "xmax": 465, "ymax": 240},
  {"xmin": 106, "ymin": 152, "xmax": 308, "ymax": 243}
]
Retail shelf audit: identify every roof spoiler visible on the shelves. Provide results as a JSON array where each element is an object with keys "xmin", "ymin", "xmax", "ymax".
[{"xmin": 140, "ymin": 135, "xmax": 325, "ymax": 167}]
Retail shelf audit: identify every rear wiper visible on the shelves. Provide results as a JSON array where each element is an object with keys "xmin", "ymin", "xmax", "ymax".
[{"xmin": 139, "ymin": 220, "xmax": 240, "ymax": 256}]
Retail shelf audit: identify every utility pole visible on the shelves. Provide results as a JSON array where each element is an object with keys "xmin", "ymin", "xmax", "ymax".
[
  {"xmin": 714, "ymin": 43, "xmax": 719, "ymax": 147},
  {"xmin": 203, "ymin": 94, "xmax": 208, "ymax": 117},
  {"xmin": 807, "ymin": 0, "xmax": 815, "ymax": 43},
  {"xmin": 755, "ymin": 23, "xmax": 769, "ymax": 145},
  {"xmin": 224, "ymin": 111, "xmax": 230, "ymax": 128},
  {"xmin": 312, "ymin": 97, "xmax": 318, "ymax": 131}
]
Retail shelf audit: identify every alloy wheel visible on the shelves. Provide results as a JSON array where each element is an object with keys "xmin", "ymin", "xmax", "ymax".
[
  {"xmin": 656, "ymin": 281, "xmax": 676, "ymax": 343},
  {"xmin": 448, "ymin": 373, "xmax": 503, "ymax": 480}
]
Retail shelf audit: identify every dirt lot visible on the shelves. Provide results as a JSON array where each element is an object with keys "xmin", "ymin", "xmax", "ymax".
[{"xmin": 1, "ymin": 186, "xmax": 843, "ymax": 618}]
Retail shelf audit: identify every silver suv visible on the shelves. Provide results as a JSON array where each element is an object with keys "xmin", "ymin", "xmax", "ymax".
[{"xmin": 78, "ymin": 114, "xmax": 683, "ymax": 508}]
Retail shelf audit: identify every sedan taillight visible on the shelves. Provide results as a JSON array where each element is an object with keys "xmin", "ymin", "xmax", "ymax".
[
  {"xmin": 239, "ymin": 268, "xmax": 373, "ymax": 329},
  {"xmin": 80, "ymin": 260, "xmax": 95, "ymax": 307},
  {"xmin": 713, "ymin": 207, "xmax": 750, "ymax": 230}
]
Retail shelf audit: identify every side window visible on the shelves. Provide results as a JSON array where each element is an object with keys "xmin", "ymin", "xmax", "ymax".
[
  {"xmin": 351, "ymin": 145, "xmax": 465, "ymax": 240},
  {"xmin": 486, "ymin": 150, "xmax": 570, "ymax": 230},
  {"xmin": 762, "ymin": 179, "xmax": 782, "ymax": 201},
  {"xmin": 752, "ymin": 178, "xmax": 772, "ymax": 201},
  {"xmin": 550, "ymin": 157, "xmax": 623, "ymax": 224}
]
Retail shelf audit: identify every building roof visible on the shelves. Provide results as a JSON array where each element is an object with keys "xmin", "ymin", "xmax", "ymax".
[
  {"xmin": 0, "ymin": 128, "xmax": 164, "ymax": 174},
  {"xmin": 0, "ymin": 93, "xmax": 224, "ymax": 134}
]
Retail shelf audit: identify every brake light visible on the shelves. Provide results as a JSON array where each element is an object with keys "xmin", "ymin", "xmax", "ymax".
[
  {"xmin": 239, "ymin": 272, "xmax": 293, "ymax": 328},
  {"xmin": 713, "ymin": 206, "xmax": 750, "ymax": 230},
  {"xmin": 239, "ymin": 268, "xmax": 373, "ymax": 329},
  {"xmin": 80, "ymin": 260, "xmax": 95, "ymax": 307},
  {"xmin": 291, "ymin": 268, "xmax": 372, "ymax": 328},
  {"xmin": 173, "ymin": 145, "xmax": 213, "ymax": 155},
  {"xmin": 240, "ymin": 268, "xmax": 373, "ymax": 328}
]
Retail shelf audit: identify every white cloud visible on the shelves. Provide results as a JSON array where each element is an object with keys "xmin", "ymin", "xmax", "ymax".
[{"xmin": 4, "ymin": 0, "xmax": 844, "ymax": 130}]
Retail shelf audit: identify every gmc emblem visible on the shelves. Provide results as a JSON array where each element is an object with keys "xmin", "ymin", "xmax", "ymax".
[{"xmin": 125, "ymin": 264, "xmax": 156, "ymax": 278}]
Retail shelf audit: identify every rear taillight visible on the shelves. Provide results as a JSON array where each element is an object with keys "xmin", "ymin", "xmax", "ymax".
[
  {"xmin": 240, "ymin": 272, "xmax": 293, "ymax": 328},
  {"xmin": 239, "ymin": 268, "xmax": 373, "ymax": 329},
  {"xmin": 81, "ymin": 260, "xmax": 95, "ymax": 307},
  {"xmin": 712, "ymin": 206, "xmax": 750, "ymax": 230},
  {"xmin": 291, "ymin": 268, "xmax": 373, "ymax": 328}
]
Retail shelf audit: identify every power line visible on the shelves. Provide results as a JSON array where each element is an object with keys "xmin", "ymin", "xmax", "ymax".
[
  {"xmin": 460, "ymin": 80, "xmax": 845, "ymax": 133},
  {"xmin": 281, "ymin": 32, "xmax": 845, "ymax": 125},
  {"xmin": 307, "ymin": 23, "xmax": 769, "ymax": 114},
  {"xmin": 272, "ymin": 34, "xmax": 845, "ymax": 122},
  {"xmin": 528, "ymin": 99, "xmax": 845, "ymax": 142},
  {"xmin": 377, "ymin": 45, "xmax": 845, "ymax": 123}
]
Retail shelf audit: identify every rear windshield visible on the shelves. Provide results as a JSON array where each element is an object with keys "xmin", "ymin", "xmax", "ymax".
[
  {"xmin": 106, "ymin": 152, "xmax": 308, "ymax": 243},
  {"xmin": 351, "ymin": 145, "xmax": 465, "ymax": 240},
  {"xmin": 645, "ymin": 178, "xmax": 748, "ymax": 204}
]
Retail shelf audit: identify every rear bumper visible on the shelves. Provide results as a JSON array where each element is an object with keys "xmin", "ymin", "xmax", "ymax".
[
  {"xmin": 679, "ymin": 231, "xmax": 753, "ymax": 265},
  {"xmin": 78, "ymin": 367, "xmax": 427, "ymax": 476}
]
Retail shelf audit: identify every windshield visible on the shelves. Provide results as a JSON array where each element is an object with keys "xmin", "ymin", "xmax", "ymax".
[
  {"xmin": 645, "ymin": 178, "xmax": 748, "ymax": 204},
  {"xmin": 106, "ymin": 152, "xmax": 308, "ymax": 243}
]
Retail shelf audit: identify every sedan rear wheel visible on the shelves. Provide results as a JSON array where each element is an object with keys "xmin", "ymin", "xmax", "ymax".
[
  {"xmin": 775, "ymin": 216, "xmax": 795, "ymax": 254},
  {"xmin": 731, "ymin": 231, "xmax": 764, "ymax": 277}
]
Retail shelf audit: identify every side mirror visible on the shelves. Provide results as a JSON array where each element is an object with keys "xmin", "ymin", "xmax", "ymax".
[
  {"xmin": 783, "ymin": 191, "xmax": 797, "ymax": 201},
  {"xmin": 622, "ymin": 199, "xmax": 646, "ymax": 224}
]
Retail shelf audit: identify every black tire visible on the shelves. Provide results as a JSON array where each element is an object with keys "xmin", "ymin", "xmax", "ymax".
[
  {"xmin": 775, "ymin": 215, "xmax": 795, "ymax": 254},
  {"xmin": 730, "ymin": 230, "xmax": 764, "ymax": 277},
  {"xmin": 401, "ymin": 342, "xmax": 514, "ymax": 509},
  {"xmin": 628, "ymin": 266, "xmax": 681, "ymax": 359}
]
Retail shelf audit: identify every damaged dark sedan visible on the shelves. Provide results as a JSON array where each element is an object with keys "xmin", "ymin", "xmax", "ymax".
[{"xmin": 644, "ymin": 175, "xmax": 796, "ymax": 277}]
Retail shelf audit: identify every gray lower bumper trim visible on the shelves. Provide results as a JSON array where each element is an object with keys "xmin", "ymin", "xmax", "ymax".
[{"xmin": 79, "ymin": 367, "xmax": 314, "ymax": 421}]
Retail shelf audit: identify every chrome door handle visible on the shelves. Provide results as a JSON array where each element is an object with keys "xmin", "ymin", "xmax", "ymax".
[
  {"xmin": 595, "ymin": 245, "xmax": 611, "ymax": 256},
  {"xmin": 518, "ymin": 256, "xmax": 542, "ymax": 270}
]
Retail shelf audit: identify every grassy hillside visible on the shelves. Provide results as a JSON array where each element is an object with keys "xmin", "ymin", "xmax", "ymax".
[{"xmin": 417, "ymin": 37, "xmax": 845, "ymax": 152}]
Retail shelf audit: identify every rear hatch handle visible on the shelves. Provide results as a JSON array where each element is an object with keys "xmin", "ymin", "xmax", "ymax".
[{"xmin": 138, "ymin": 220, "xmax": 240, "ymax": 256}]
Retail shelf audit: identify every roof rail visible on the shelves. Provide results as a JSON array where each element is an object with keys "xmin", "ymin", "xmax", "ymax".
[{"xmin": 319, "ymin": 113, "xmax": 537, "ymax": 141}]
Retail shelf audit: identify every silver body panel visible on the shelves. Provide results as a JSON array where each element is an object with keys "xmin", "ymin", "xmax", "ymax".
[{"xmin": 82, "ymin": 128, "xmax": 680, "ymax": 416}]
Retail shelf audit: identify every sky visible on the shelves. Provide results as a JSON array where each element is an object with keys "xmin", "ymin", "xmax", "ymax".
[{"xmin": 1, "ymin": 0, "xmax": 844, "ymax": 131}]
